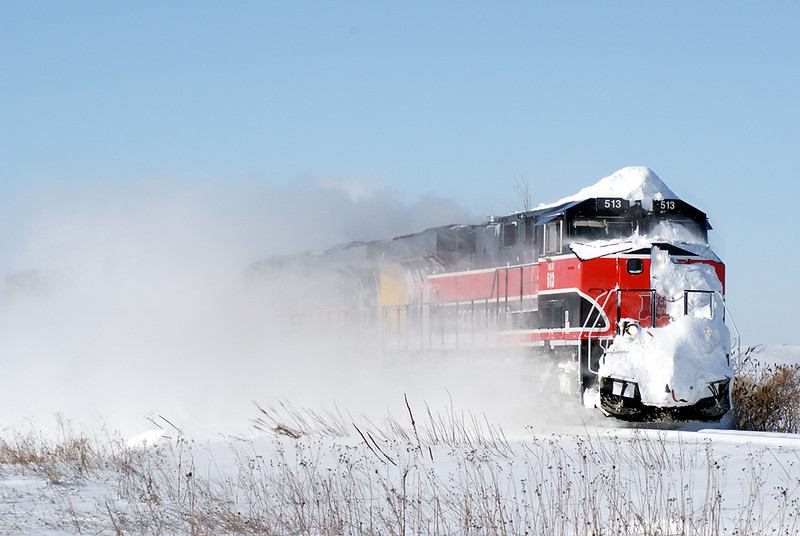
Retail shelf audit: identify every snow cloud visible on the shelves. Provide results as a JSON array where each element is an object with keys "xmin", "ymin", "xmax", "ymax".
[{"xmin": 0, "ymin": 179, "xmax": 579, "ymax": 437}]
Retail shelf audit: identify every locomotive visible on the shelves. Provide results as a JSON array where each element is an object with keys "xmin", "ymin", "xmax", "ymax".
[{"xmin": 254, "ymin": 167, "xmax": 735, "ymax": 421}]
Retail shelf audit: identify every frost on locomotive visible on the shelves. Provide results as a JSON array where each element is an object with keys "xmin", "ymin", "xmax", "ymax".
[{"xmin": 254, "ymin": 167, "xmax": 735, "ymax": 421}]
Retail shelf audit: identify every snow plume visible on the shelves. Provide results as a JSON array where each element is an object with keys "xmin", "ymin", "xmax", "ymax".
[{"xmin": 0, "ymin": 179, "xmax": 579, "ymax": 438}]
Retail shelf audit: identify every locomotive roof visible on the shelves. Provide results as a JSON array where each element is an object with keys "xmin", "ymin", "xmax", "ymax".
[
  {"xmin": 492, "ymin": 166, "xmax": 692, "ymax": 224},
  {"xmin": 496, "ymin": 196, "xmax": 710, "ymax": 230}
]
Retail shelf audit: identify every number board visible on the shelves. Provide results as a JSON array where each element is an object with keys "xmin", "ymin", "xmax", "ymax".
[
  {"xmin": 652, "ymin": 199, "xmax": 685, "ymax": 214},
  {"xmin": 595, "ymin": 198, "xmax": 629, "ymax": 213}
]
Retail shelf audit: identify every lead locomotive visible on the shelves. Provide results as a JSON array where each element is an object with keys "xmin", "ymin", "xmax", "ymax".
[{"xmin": 254, "ymin": 167, "xmax": 735, "ymax": 421}]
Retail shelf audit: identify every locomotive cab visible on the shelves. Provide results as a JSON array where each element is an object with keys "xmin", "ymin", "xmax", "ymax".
[{"xmin": 511, "ymin": 194, "xmax": 731, "ymax": 420}]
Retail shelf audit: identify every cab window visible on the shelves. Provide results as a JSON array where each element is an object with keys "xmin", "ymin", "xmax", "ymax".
[
  {"xmin": 503, "ymin": 223, "xmax": 517, "ymax": 247},
  {"xmin": 545, "ymin": 221, "xmax": 562, "ymax": 254}
]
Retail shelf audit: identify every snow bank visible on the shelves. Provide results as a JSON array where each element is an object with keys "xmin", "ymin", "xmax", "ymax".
[
  {"xmin": 126, "ymin": 429, "xmax": 165, "ymax": 449},
  {"xmin": 741, "ymin": 345, "xmax": 800, "ymax": 367},
  {"xmin": 3, "ymin": 430, "xmax": 800, "ymax": 535},
  {"xmin": 540, "ymin": 166, "xmax": 677, "ymax": 209}
]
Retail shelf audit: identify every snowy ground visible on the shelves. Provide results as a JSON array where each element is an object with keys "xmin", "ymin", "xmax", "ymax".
[
  {"xmin": 0, "ymin": 345, "xmax": 798, "ymax": 535},
  {"xmin": 1, "ymin": 424, "xmax": 799, "ymax": 535}
]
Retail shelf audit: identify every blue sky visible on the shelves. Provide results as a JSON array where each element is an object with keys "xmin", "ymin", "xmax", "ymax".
[{"xmin": 2, "ymin": 2, "xmax": 799, "ymax": 345}]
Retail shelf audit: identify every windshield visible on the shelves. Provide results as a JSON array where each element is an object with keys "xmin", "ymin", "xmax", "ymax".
[{"xmin": 571, "ymin": 218, "xmax": 636, "ymax": 241}]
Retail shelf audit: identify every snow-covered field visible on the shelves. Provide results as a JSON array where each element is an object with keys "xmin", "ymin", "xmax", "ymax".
[
  {"xmin": 1, "ymin": 346, "xmax": 799, "ymax": 535},
  {"xmin": 4, "ymin": 428, "xmax": 800, "ymax": 535}
]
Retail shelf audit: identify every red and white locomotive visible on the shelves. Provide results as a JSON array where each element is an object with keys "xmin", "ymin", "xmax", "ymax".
[{"xmin": 257, "ymin": 167, "xmax": 735, "ymax": 421}]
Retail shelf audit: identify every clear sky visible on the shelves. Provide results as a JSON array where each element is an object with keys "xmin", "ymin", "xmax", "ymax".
[{"xmin": 2, "ymin": 1, "xmax": 799, "ymax": 345}]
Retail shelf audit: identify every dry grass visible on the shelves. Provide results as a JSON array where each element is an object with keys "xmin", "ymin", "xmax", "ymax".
[
  {"xmin": 0, "ymin": 415, "xmax": 104, "ymax": 484},
  {"xmin": 255, "ymin": 397, "xmax": 513, "ymax": 457},
  {"xmin": 732, "ymin": 349, "xmax": 800, "ymax": 433},
  {"xmin": 1, "ymin": 407, "xmax": 799, "ymax": 535}
]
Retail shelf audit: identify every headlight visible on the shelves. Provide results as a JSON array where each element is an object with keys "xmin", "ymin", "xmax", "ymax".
[
  {"xmin": 620, "ymin": 319, "xmax": 640, "ymax": 337},
  {"xmin": 612, "ymin": 379, "xmax": 638, "ymax": 399}
]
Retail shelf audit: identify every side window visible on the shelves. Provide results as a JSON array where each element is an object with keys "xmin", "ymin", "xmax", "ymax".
[
  {"xmin": 626, "ymin": 258, "xmax": 644, "ymax": 275},
  {"xmin": 503, "ymin": 223, "xmax": 517, "ymax": 247},
  {"xmin": 524, "ymin": 218, "xmax": 534, "ymax": 246},
  {"xmin": 545, "ymin": 220, "xmax": 562, "ymax": 254}
]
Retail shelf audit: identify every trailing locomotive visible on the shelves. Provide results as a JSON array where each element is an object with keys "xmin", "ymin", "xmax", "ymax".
[{"xmin": 253, "ymin": 167, "xmax": 735, "ymax": 421}]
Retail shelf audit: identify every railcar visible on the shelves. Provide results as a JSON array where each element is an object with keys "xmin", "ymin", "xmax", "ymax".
[{"xmin": 253, "ymin": 168, "xmax": 736, "ymax": 421}]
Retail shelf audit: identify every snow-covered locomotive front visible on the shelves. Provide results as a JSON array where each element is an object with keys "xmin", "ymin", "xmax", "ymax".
[{"xmin": 582, "ymin": 244, "xmax": 732, "ymax": 420}]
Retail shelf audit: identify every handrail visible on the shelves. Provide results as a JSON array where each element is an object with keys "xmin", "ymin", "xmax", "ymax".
[
  {"xmin": 489, "ymin": 262, "xmax": 538, "ymax": 302},
  {"xmin": 579, "ymin": 288, "xmax": 615, "ymax": 374},
  {"xmin": 716, "ymin": 290, "xmax": 741, "ymax": 371},
  {"xmin": 489, "ymin": 269, "xmax": 498, "ymax": 300},
  {"xmin": 578, "ymin": 289, "xmax": 614, "ymax": 337}
]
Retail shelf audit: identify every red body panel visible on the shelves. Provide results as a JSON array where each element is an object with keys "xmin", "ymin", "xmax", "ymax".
[
  {"xmin": 420, "ymin": 252, "xmax": 725, "ymax": 344},
  {"xmin": 426, "ymin": 265, "xmax": 539, "ymax": 303}
]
